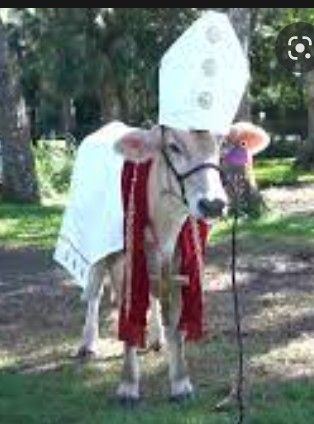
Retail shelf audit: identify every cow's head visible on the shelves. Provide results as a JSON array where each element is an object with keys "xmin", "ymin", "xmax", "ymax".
[{"xmin": 115, "ymin": 125, "xmax": 227, "ymax": 220}]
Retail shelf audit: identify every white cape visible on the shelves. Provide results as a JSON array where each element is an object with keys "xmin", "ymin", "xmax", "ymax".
[{"xmin": 54, "ymin": 121, "xmax": 136, "ymax": 291}]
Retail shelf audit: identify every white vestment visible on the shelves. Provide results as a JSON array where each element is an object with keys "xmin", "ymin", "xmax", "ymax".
[{"xmin": 54, "ymin": 121, "xmax": 136, "ymax": 291}]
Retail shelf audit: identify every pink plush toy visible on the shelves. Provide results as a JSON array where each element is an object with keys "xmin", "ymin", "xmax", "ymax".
[
  {"xmin": 223, "ymin": 122, "xmax": 270, "ymax": 189},
  {"xmin": 224, "ymin": 122, "xmax": 270, "ymax": 166}
]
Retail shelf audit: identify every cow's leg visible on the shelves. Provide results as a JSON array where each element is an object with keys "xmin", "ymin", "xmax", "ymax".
[
  {"xmin": 148, "ymin": 296, "xmax": 165, "ymax": 351},
  {"xmin": 78, "ymin": 291, "xmax": 103, "ymax": 357},
  {"xmin": 116, "ymin": 343, "xmax": 140, "ymax": 402},
  {"xmin": 160, "ymin": 274, "xmax": 193, "ymax": 401},
  {"xmin": 165, "ymin": 327, "xmax": 194, "ymax": 401},
  {"xmin": 78, "ymin": 261, "xmax": 106, "ymax": 358},
  {"xmin": 105, "ymin": 253, "xmax": 140, "ymax": 401}
]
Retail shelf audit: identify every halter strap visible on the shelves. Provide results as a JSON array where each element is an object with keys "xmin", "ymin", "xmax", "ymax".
[{"xmin": 160, "ymin": 126, "xmax": 225, "ymax": 206}]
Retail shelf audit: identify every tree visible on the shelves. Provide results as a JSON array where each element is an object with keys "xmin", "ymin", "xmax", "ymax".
[
  {"xmin": 297, "ymin": 69, "xmax": 314, "ymax": 168},
  {"xmin": 8, "ymin": 6, "xmax": 310, "ymax": 154},
  {"xmin": 226, "ymin": 9, "xmax": 267, "ymax": 217},
  {"xmin": 252, "ymin": 7, "xmax": 314, "ymax": 168},
  {"xmin": 0, "ymin": 18, "xmax": 39, "ymax": 202},
  {"xmin": 306, "ymin": 70, "xmax": 314, "ymax": 137},
  {"xmin": 228, "ymin": 8, "xmax": 256, "ymax": 121},
  {"xmin": 8, "ymin": 8, "xmax": 199, "ymax": 137},
  {"xmin": 299, "ymin": 10, "xmax": 314, "ymax": 168}
]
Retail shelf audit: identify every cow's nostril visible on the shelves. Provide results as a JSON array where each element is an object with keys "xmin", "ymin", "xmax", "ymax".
[{"xmin": 198, "ymin": 198, "xmax": 225, "ymax": 218}]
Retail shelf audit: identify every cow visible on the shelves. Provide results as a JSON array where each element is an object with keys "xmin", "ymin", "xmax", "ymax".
[{"xmin": 69, "ymin": 121, "xmax": 268, "ymax": 403}]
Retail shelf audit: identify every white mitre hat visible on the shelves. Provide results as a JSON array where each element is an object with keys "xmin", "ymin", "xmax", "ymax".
[{"xmin": 158, "ymin": 10, "xmax": 250, "ymax": 134}]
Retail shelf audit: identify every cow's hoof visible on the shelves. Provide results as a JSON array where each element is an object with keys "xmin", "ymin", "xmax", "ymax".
[
  {"xmin": 116, "ymin": 382, "xmax": 140, "ymax": 406},
  {"xmin": 170, "ymin": 377, "xmax": 194, "ymax": 403},
  {"xmin": 75, "ymin": 346, "xmax": 98, "ymax": 361}
]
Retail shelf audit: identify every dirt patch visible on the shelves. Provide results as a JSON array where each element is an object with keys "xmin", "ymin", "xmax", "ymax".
[
  {"xmin": 0, "ymin": 247, "xmax": 80, "ymax": 358},
  {"xmin": 262, "ymin": 183, "xmax": 314, "ymax": 214},
  {"xmin": 0, "ymin": 246, "xmax": 117, "ymax": 371}
]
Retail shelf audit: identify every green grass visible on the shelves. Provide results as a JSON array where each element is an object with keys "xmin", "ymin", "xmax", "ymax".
[
  {"xmin": 249, "ymin": 379, "xmax": 314, "ymax": 424},
  {"xmin": 0, "ymin": 336, "xmax": 238, "ymax": 423},
  {"xmin": 211, "ymin": 211, "xmax": 314, "ymax": 245},
  {"xmin": 254, "ymin": 158, "xmax": 314, "ymax": 188},
  {"xmin": 0, "ymin": 367, "xmax": 233, "ymax": 424},
  {"xmin": 1, "ymin": 362, "xmax": 314, "ymax": 423},
  {"xmin": 0, "ymin": 202, "xmax": 63, "ymax": 248}
]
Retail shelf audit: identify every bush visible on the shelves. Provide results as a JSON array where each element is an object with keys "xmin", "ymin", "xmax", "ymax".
[{"xmin": 33, "ymin": 141, "xmax": 75, "ymax": 199}]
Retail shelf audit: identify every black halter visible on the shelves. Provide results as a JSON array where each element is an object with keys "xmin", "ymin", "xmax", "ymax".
[{"xmin": 160, "ymin": 126, "xmax": 225, "ymax": 206}]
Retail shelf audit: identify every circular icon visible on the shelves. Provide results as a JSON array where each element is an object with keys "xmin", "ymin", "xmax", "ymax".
[{"xmin": 275, "ymin": 22, "xmax": 314, "ymax": 73}]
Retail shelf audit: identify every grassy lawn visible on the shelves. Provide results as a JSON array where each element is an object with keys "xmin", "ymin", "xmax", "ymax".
[
  {"xmin": 1, "ymin": 366, "xmax": 314, "ymax": 424},
  {"xmin": 254, "ymin": 158, "xmax": 314, "ymax": 188},
  {"xmin": 211, "ymin": 210, "xmax": 314, "ymax": 246},
  {"xmin": 0, "ymin": 203, "xmax": 63, "ymax": 248},
  {"xmin": 0, "ymin": 364, "xmax": 234, "ymax": 424},
  {"xmin": 1, "ymin": 157, "xmax": 314, "ymax": 423}
]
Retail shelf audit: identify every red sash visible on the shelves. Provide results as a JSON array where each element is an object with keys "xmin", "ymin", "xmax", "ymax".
[{"xmin": 118, "ymin": 161, "xmax": 208, "ymax": 347}]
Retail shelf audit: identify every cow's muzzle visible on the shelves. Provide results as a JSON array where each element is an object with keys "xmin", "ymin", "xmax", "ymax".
[
  {"xmin": 161, "ymin": 147, "xmax": 226, "ymax": 207},
  {"xmin": 198, "ymin": 198, "xmax": 226, "ymax": 218}
]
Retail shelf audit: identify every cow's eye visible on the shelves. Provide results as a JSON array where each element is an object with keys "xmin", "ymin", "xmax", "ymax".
[{"xmin": 168, "ymin": 143, "xmax": 182, "ymax": 155}]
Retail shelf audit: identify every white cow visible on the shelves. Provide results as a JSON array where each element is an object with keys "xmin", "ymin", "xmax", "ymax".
[{"xmin": 57, "ymin": 120, "xmax": 268, "ymax": 402}]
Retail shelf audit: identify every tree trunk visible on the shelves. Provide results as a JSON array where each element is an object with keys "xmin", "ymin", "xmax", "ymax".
[
  {"xmin": 226, "ymin": 9, "xmax": 265, "ymax": 217},
  {"xmin": 296, "ymin": 70, "xmax": 314, "ymax": 168},
  {"xmin": 306, "ymin": 70, "xmax": 314, "ymax": 137},
  {"xmin": 99, "ymin": 79, "xmax": 122, "ymax": 123},
  {"xmin": 228, "ymin": 8, "xmax": 252, "ymax": 121},
  {"xmin": 61, "ymin": 97, "xmax": 76, "ymax": 135},
  {"xmin": 0, "ymin": 20, "xmax": 39, "ymax": 202}
]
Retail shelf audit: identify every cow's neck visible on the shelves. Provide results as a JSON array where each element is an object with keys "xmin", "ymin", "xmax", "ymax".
[{"xmin": 147, "ymin": 154, "xmax": 189, "ymax": 262}]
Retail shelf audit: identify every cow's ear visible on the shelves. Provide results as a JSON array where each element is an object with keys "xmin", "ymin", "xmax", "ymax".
[
  {"xmin": 115, "ymin": 127, "xmax": 161, "ymax": 162},
  {"xmin": 228, "ymin": 122, "xmax": 270, "ymax": 155}
]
